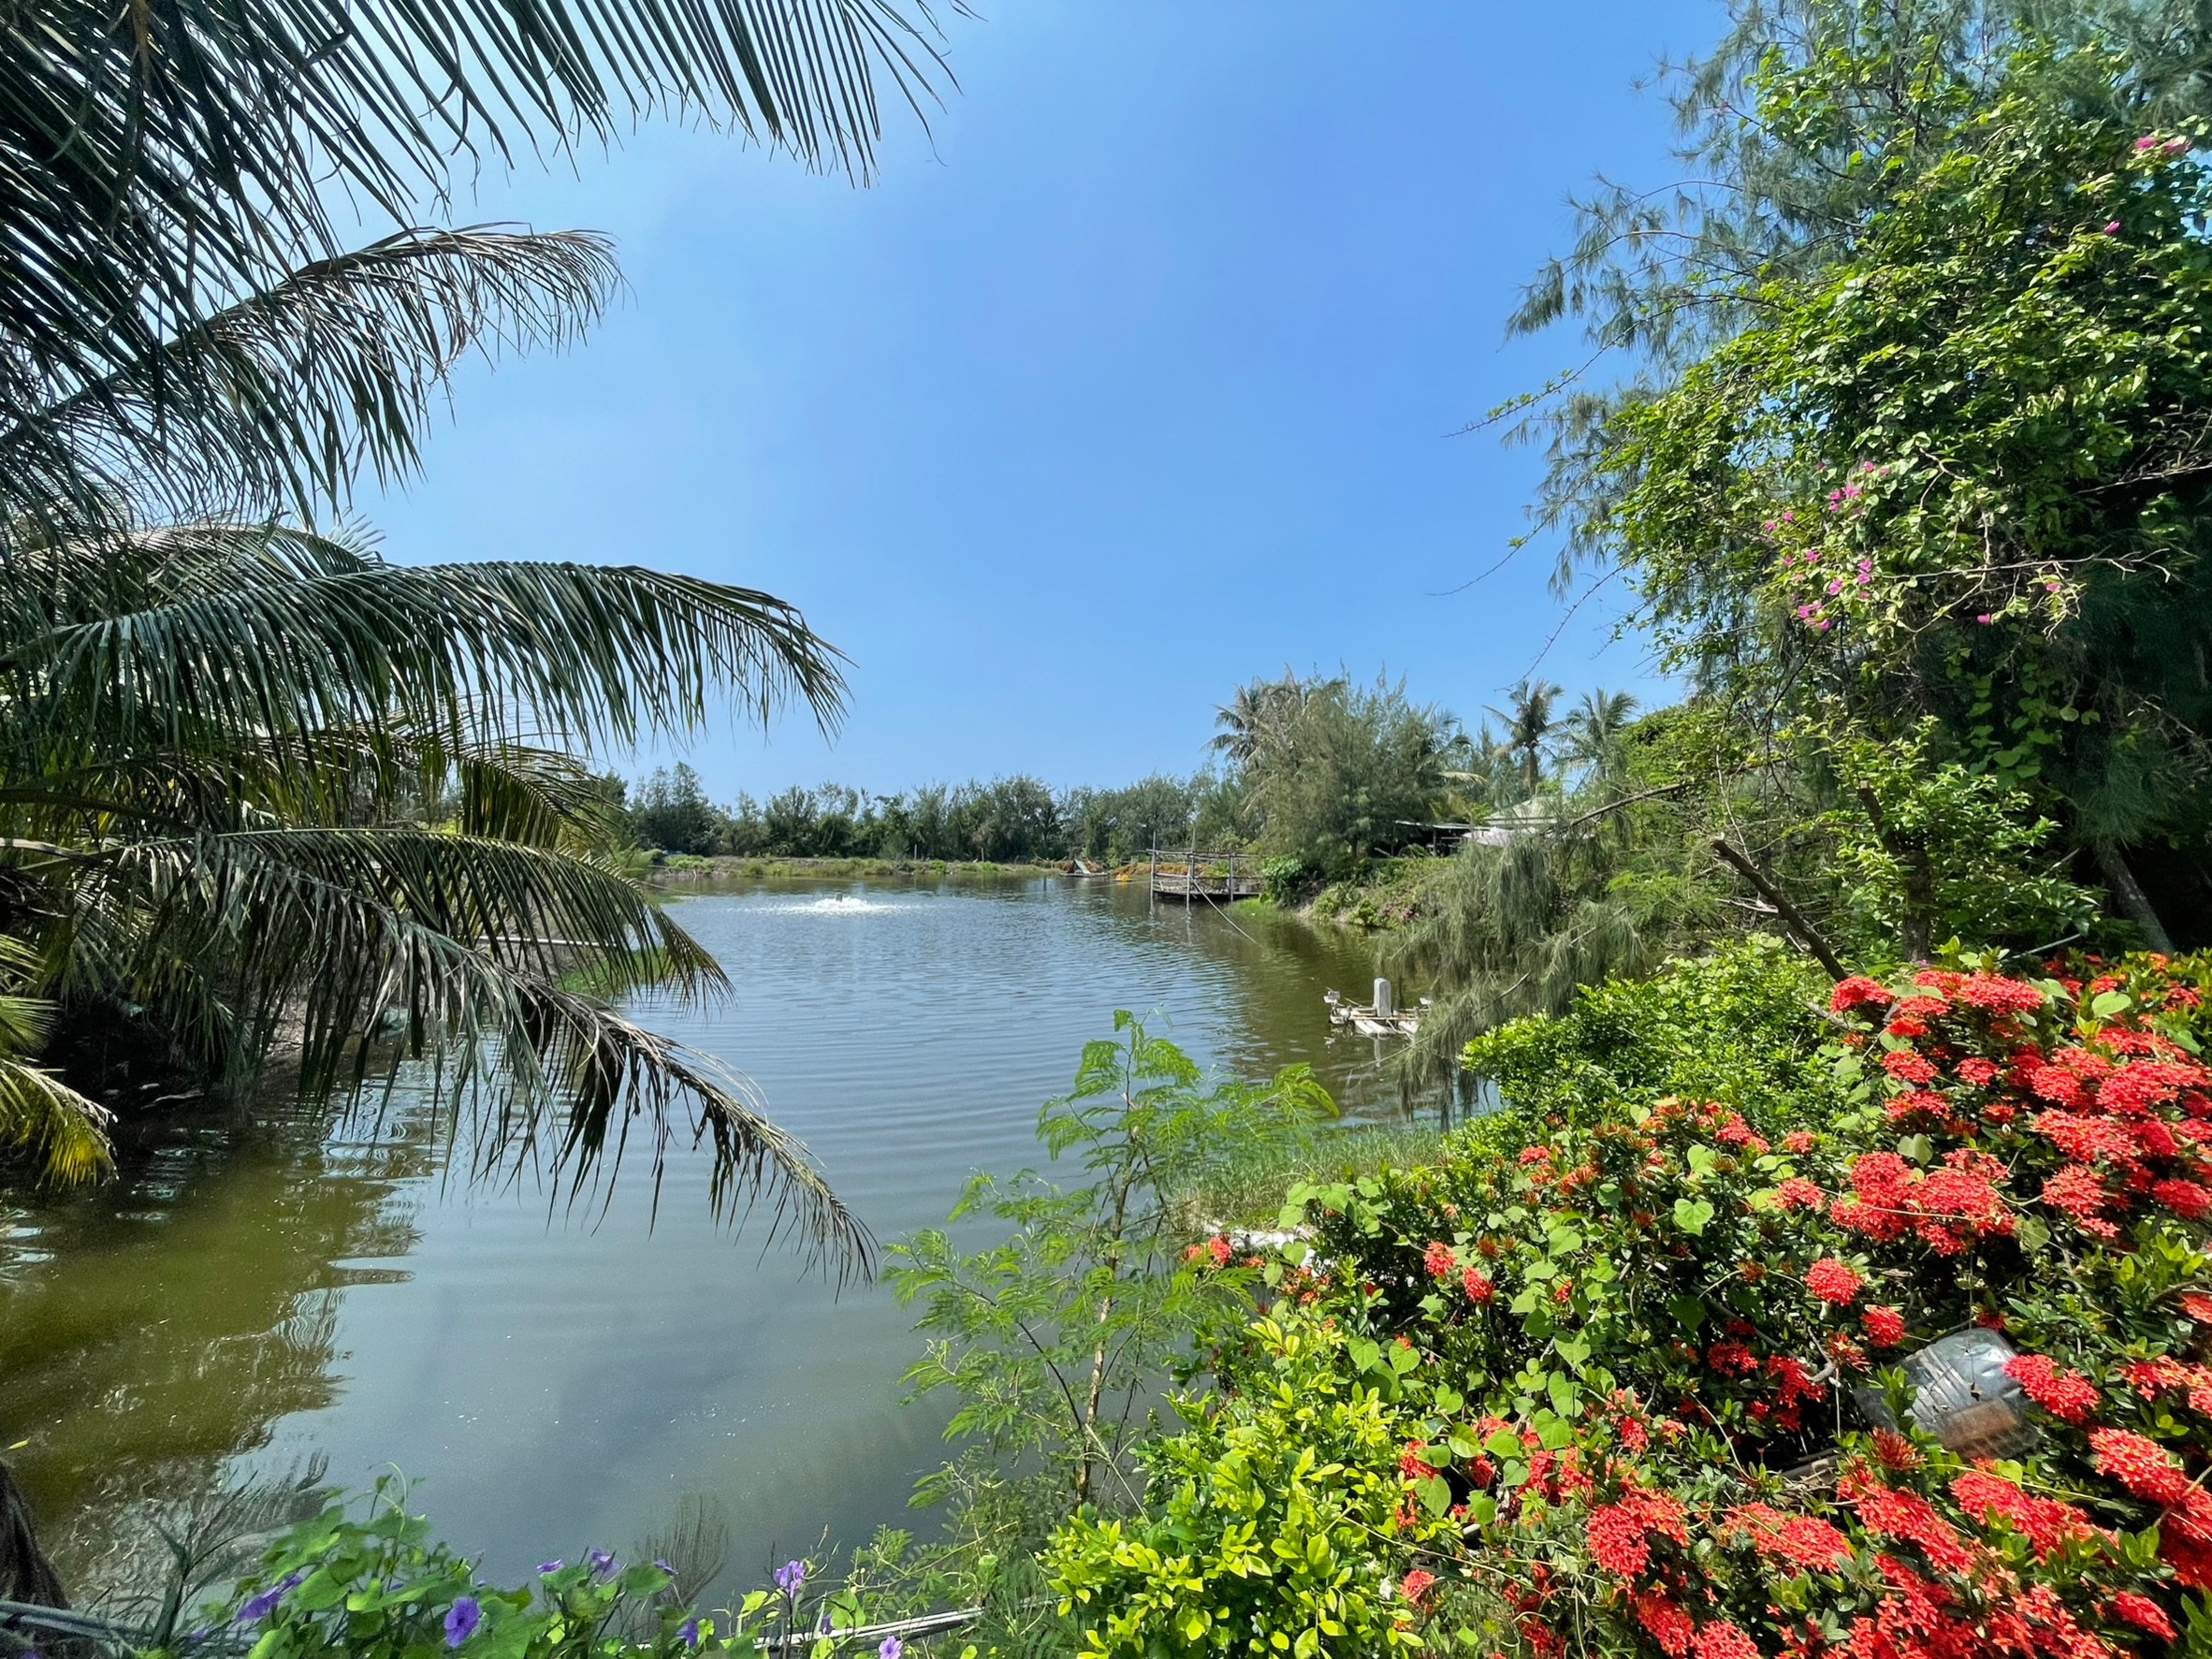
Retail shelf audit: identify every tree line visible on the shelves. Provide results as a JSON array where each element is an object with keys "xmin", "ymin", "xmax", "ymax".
[{"xmin": 624, "ymin": 673, "xmax": 1643, "ymax": 870}]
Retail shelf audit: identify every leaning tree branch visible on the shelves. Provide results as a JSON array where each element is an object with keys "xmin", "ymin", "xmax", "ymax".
[{"xmin": 1710, "ymin": 838, "xmax": 1848, "ymax": 982}]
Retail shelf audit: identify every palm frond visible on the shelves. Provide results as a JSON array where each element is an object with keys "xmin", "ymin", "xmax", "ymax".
[
  {"xmin": 8, "ymin": 531, "xmax": 848, "ymax": 763},
  {"xmin": 49, "ymin": 825, "xmax": 867, "ymax": 1268},
  {"xmin": 79, "ymin": 827, "xmax": 724, "ymax": 1045},
  {"xmin": 0, "ymin": 1044, "xmax": 113, "ymax": 1184},
  {"xmin": 0, "ymin": 228, "xmax": 619, "ymax": 523},
  {"xmin": 1, "ymin": 0, "xmax": 942, "ymax": 520}
]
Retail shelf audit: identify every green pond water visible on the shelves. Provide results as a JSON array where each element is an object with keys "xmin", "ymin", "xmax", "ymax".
[{"xmin": 0, "ymin": 876, "xmax": 1419, "ymax": 1595}]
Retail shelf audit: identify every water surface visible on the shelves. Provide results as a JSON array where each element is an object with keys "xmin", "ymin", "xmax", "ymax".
[{"xmin": 0, "ymin": 877, "xmax": 1405, "ymax": 1592}]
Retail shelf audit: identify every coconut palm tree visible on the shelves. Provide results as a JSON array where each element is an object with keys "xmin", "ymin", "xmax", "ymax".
[
  {"xmin": 0, "ymin": 501, "xmax": 865, "ymax": 1258},
  {"xmin": 1487, "ymin": 679, "xmax": 1563, "ymax": 801},
  {"xmin": 0, "ymin": 0, "xmax": 939, "ymax": 1269},
  {"xmin": 1560, "ymin": 689, "xmax": 1640, "ymax": 790},
  {"xmin": 1210, "ymin": 674, "xmax": 1300, "ymax": 769}
]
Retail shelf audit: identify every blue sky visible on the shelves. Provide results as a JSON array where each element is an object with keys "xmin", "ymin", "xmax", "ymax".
[{"xmin": 363, "ymin": 3, "xmax": 1722, "ymax": 800}]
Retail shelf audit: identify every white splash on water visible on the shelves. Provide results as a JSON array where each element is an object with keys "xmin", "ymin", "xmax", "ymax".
[{"xmin": 788, "ymin": 894, "xmax": 904, "ymax": 915}]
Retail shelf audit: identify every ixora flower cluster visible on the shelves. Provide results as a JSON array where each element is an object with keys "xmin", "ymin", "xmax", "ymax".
[{"xmin": 1242, "ymin": 953, "xmax": 2212, "ymax": 1659}]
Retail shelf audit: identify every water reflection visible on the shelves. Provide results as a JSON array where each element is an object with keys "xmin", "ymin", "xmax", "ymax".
[
  {"xmin": 0, "ymin": 1105, "xmax": 438, "ymax": 1579},
  {"xmin": 0, "ymin": 876, "xmax": 1396, "ymax": 1590}
]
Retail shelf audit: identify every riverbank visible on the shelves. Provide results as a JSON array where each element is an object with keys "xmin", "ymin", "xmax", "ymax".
[{"xmin": 1298, "ymin": 853, "xmax": 1450, "ymax": 933}]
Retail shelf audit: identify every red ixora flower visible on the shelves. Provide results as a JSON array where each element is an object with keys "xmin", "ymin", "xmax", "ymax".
[
  {"xmin": 1805, "ymin": 1258, "xmax": 1864, "ymax": 1305},
  {"xmin": 1864, "ymin": 1306, "xmax": 1907, "ymax": 1348},
  {"xmin": 1832, "ymin": 976, "xmax": 1896, "ymax": 1012},
  {"xmin": 1840, "ymin": 1472, "xmax": 1972, "ymax": 1574},
  {"xmin": 1956, "ymin": 974, "xmax": 2045, "ymax": 1013},
  {"xmin": 1882, "ymin": 1051, "xmax": 1942, "ymax": 1084},
  {"xmin": 1774, "ymin": 1177, "xmax": 1824, "ymax": 1213},
  {"xmin": 2154, "ymin": 1177, "xmax": 2212, "ymax": 1220},
  {"xmin": 1398, "ymin": 1568, "xmax": 1436, "ymax": 1608},
  {"xmin": 2090, "ymin": 1427, "xmax": 2195, "ymax": 1504},
  {"xmin": 1422, "ymin": 1240, "xmax": 1456, "ymax": 1281},
  {"xmin": 2005, "ymin": 1353, "xmax": 2101, "ymax": 1425},
  {"xmin": 1586, "ymin": 1489, "xmax": 1689, "ymax": 1579},
  {"xmin": 2041, "ymin": 1163, "xmax": 2121, "ymax": 1239},
  {"xmin": 2106, "ymin": 1593, "xmax": 2175, "ymax": 1642},
  {"xmin": 1692, "ymin": 1622, "xmax": 1760, "ymax": 1659},
  {"xmin": 1950, "ymin": 1470, "xmax": 2104, "ymax": 1561},
  {"xmin": 1724, "ymin": 1504, "xmax": 1852, "ymax": 1571},
  {"xmin": 1633, "ymin": 1592, "xmax": 1695, "ymax": 1658},
  {"xmin": 1462, "ymin": 1266, "xmax": 1495, "ymax": 1303}
]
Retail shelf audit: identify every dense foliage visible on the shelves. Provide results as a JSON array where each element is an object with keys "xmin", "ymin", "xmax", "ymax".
[
  {"xmin": 1043, "ymin": 948, "xmax": 2212, "ymax": 1656},
  {"xmin": 1597, "ymin": 53, "xmax": 2212, "ymax": 940}
]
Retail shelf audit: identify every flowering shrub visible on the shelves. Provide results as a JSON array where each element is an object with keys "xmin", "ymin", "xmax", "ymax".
[
  {"xmin": 1047, "ymin": 951, "xmax": 2212, "ymax": 1657},
  {"xmin": 204, "ymin": 1480, "xmax": 809, "ymax": 1659}
]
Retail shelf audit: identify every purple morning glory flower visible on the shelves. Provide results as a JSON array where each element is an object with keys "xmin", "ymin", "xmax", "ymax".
[
  {"xmin": 818, "ymin": 1610, "xmax": 834, "ymax": 1636},
  {"xmin": 678, "ymin": 1620, "xmax": 702, "ymax": 1650},
  {"xmin": 538, "ymin": 1561, "xmax": 563, "ymax": 1576},
  {"xmin": 237, "ymin": 1571, "xmax": 306, "ymax": 1623},
  {"xmin": 444, "ymin": 1596, "xmax": 482, "ymax": 1649},
  {"xmin": 773, "ymin": 1561, "xmax": 806, "ymax": 1595},
  {"xmin": 653, "ymin": 1558, "xmax": 675, "ymax": 1576},
  {"xmin": 880, "ymin": 1639, "xmax": 903, "ymax": 1659},
  {"xmin": 588, "ymin": 1550, "xmax": 619, "ymax": 1578}
]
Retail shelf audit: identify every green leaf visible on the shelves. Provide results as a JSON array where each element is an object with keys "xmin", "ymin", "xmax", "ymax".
[
  {"xmin": 1672, "ymin": 1198, "xmax": 1715, "ymax": 1236},
  {"xmin": 1548, "ymin": 1372, "xmax": 1579, "ymax": 1419},
  {"xmin": 2092, "ymin": 990, "xmax": 2132, "ymax": 1017},
  {"xmin": 292, "ymin": 1570, "xmax": 351, "ymax": 1612}
]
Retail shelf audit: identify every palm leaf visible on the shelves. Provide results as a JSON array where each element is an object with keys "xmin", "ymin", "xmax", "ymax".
[
  {"xmin": 51, "ymin": 824, "xmax": 868, "ymax": 1267},
  {"xmin": 1, "ymin": 0, "xmax": 942, "ymax": 519},
  {"xmin": 0, "ymin": 228, "xmax": 619, "ymax": 524},
  {"xmin": 0, "ymin": 1049, "xmax": 113, "ymax": 1184},
  {"xmin": 6, "ymin": 525, "xmax": 848, "ymax": 764},
  {"xmin": 0, "ymin": 950, "xmax": 112, "ymax": 1184}
]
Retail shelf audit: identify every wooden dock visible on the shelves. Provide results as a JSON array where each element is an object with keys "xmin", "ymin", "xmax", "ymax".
[{"xmin": 1149, "ymin": 850, "xmax": 1264, "ymax": 903}]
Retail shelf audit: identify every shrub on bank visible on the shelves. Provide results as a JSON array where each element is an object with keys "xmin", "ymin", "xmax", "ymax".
[
  {"xmin": 1462, "ymin": 939, "xmax": 1830, "ymax": 1130},
  {"xmin": 1047, "ymin": 952, "xmax": 2212, "ymax": 1657}
]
